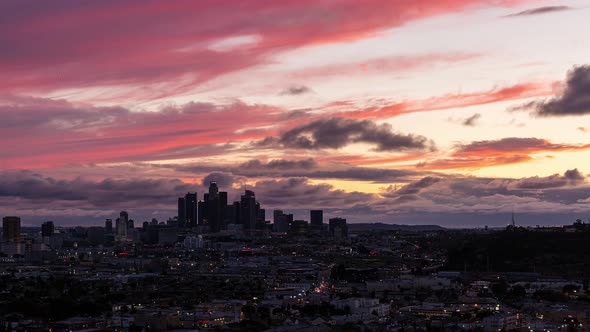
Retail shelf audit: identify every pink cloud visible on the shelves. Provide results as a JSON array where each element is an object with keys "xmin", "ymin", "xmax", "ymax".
[
  {"xmin": 0, "ymin": 0, "xmax": 534, "ymax": 97},
  {"xmin": 0, "ymin": 96, "xmax": 282, "ymax": 168},
  {"xmin": 290, "ymin": 52, "xmax": 482, "ymax": 79},
  {"xmin": 334, "ymin": 82, "xmax": 552, "ymax": 119}
]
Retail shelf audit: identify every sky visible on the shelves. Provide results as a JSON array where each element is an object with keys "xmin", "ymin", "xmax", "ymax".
[{"xmin": 1, "ymin": 0, "xmax": 590, "ymax": 227}]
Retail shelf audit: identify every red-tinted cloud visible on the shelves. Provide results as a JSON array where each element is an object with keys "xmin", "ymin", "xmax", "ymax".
[
  {"xmin": 290, "ymin": 53, "xmax": 481, "ymax": 79},
  {"xmin": 0, "ymin": 96, "xmax": 282, "ymax": 168},
  {"xmin": 334, "ymin": 82, "xmax": 551, "ymax": 119},
  {"xmin": 329, "ymin": 153, "xmax": 431, "ymax": 166},
  {"xmin": 0, "ymin": 0, "xmax": 532, "ymax": 97}
]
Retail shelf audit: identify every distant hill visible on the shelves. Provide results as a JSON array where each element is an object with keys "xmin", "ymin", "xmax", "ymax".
[{"xmin": 348, "ymin": 223, "xmax": 446, "ymax": 232}]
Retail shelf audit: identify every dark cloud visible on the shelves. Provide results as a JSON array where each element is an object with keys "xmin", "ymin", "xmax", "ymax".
[
  {"xmin": 510, "ymin": 169, "xmax": 585, "ymax": 190},
  {"xmin": 462, "ymin": 113, "xmax": 481, "ymax": 126},
  {"xmin": 284, "ymin": 109, "xmax": 312, "ymax": 120},
  {"xmin": 259, "ymin": 117, "xmax": 433, "ymax": 152},
  {"xmin": 564, "ymin": 168, "xmax": 585, "ymax": 181},
  {"xmin": 0, "ymin": 170, "xmax": 193, "ymax": 207},
  {"xmin": 240, "ymin": 159, "xmax": 318, "ymax": 171},
  {"xmin": 396, "ymin": 177, "xmax": 442, "ymax": 195},
  {"xmin": 457, "ymin": 137, "xmax": 570, "ymax": 153},
  {"xmin": 249, "ymin": 178, "xmax": 374, "ymax": 209},
  {"xmin": 280, "ymin": 85, "xmax": 313, "ymax": 96},
  {"xmin": 171, "ymin": 159, "xmax": 419, "ymax": 183},
  {"xmin": 202, "ymin": 172, "xmax": 242, "ymax": 189},
  {"xmin": 381, "ymin": 176, "xmax": 441, "ymax": 204},
  {"xmin": 505, "ymin": 6, "xmax": 572, "ymax": 17},
  {"xmin": 442, "ymin": 170, "xmax": 586, "ymax": 199},
  {"xmin": 528, "ymin": 66, "xmax": 590, "ymax": 116},
  {"xmin": 3, "ymin": 168, "xmax": 590, "ymax": 227}
]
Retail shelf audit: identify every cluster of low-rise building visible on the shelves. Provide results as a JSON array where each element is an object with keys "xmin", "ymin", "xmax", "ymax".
[{"xmin": 1, "ymin": 213, "xmax": 590, "ymax": 331}]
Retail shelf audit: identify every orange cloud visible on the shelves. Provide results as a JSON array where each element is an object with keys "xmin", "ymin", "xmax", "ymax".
[
  {"xmin": 334, "ymin": 82, "xmax": 552, "ymax": 119},
  {"xmin": 420, "ymin": 137, "xmax": 590, "ymax": 170}
]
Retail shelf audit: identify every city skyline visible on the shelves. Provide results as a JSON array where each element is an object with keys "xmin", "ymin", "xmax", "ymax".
[{"xmin": 1, "ymin": 1, "xmax": 590, "ymax": 226}]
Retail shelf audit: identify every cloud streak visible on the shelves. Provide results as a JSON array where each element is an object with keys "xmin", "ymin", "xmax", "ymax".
[
  {"xmin": 332, "ymin": 82, "xmax": 552, "ymax": 120},
  {"xmin": 420, "ymin": 137, "xmax": 590, "ymax": 170},
  {"xmin": 505, "ymin": 5, "xmax": 572, "ymax": 17}
]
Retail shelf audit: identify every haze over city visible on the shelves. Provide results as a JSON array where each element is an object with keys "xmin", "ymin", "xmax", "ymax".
[{"xmin": 2, "ymin": 0, "xmax": 590, "ymax": 227}]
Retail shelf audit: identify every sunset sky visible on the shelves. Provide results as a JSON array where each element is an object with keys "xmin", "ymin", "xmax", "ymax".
[{"xmin": 2, "ymin": 0, "xmax": 590, "ymax": 226}]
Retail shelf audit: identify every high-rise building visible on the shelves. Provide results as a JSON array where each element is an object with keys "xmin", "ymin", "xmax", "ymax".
[
  {"xmin": 198, "ymin": 200, "xmax": 205, "ymax": 225},
  {"xmin": 240, "ymin": 190, "xmax": 257, "ymax": 230},
  {"xmin": 227, "ymin": 201, "xmax": 241, "ymax": 225},
  {"xmin": 290, "ymin": 220, "xmax": 309, "ymax": 235},
  {"xmin": 257, "ymin": 206, "xmax": 265, "ymax": 223},
  {"xmin": 329, "ymin": 217, "xmax": 348, "ymax": 239},
  {"xmin": 116, "ymin": 211, "xmax": 129, "ymax": 241},
  {"xmin": 285, "ymin": 213, "xmax": 294, "ymax": 225},
  {"xmin": 219, "ymin": 191, "xmax": 228, "ymax": 228},
  {"xmin": 105, "ymin": 219, "xmax": 113, "ymax": 234},
  {"xmin": 209, "ymin": 181, "xmax": 218, "ymax": 196},
  {"xmin": 203, "ymin": 182, "xmax": 225, "ymax": 232},
  {"xmin": 41, "ymin": 221, "xmax": 55, "ymax": 237},
  {"xmin": 184, "ymin": 192, "xmax": 197, "ymax": 227},
  {"xmin": 120, "ymin": 211, "xmax": 129, "ymax": 223},
  {"xmin": 310, "ymin": 210, "xmax": 323, "ymax": 228},
  {"xmin": 127, "ymin": 219, "xmax": 134, "ymax": 230},
  {"xmin": 177, "ymin": 197, "xmax": 186, "ymax": 225},
  {"xmin": 273, "ymin": 210, "xmax": 283, "ymax": 223},
  {"xmin": 2, "ymin": 216, "xmax": 21, "ymax": 242},
  {"xmin": 273, "ymin": 210, "xmax": 289, "ymax": 233}
]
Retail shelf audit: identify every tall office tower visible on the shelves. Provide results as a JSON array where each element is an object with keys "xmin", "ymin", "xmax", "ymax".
[
  {"xmin": 116, "ymin": 211, "xmax": 129, "ymax": 241},
  {"xmin": 219, "ymin": 191, "xmax": 228, "ymax": 229},
  {"xmin": 256, "ymin": 203, "xmax": 265, "ymax": 222},
  {"xmin": 2, "ymin": 216, "xmax": 21, "ymax": 242},
  {"xmin": 285, "ymin": 213, "xmax": 294, "ymax": 225},
  {"xmin": 273, "ymin": 210, "xmax": 283, "ymax": 223},
  {"xmin": 257, "ymin": 208, "xmax": 266, "ymax": 229},
  {"xmin": 273, "ymin": 210, "xmax": 289, "ymax": 233},
  {"xmin": 219, "ymin": 191, "xmax": 228, "ymax": 207},
  {"xmin": 184, "ymin": 192, "xmax": 197, "ymax": 227},
  {"xmin": 198, "ymin": 200, "xmax": 205, "ymax": 225},
  {"xmin": 209, "ymin": 181, "xmax": 218, "ymax": 196},
  {"xmin": 224, "ymin": 203, "xmax": 236, "ymax": 225},
  {"xmin": 290, "ymin": 220, "xmax": 309, "ymax": 235},
  {"xmin": 105, "ymin": 219, "xmax": 113, "ymax": 234},
  {"xmin": 41, "ymin": 221, "xmax": 55, "ymax": 237},
  {"xmin": 204, "ymin": 181, "xmax": 224, "ymax": 232},
  {"xmin": 120, "ymin": 211, "xmax": 129, "ymax": 224},
  {"xmin": 240, "ymin": 190, "xmax": 257, "ymax": 230},
  {"xmin": 177, "ymin": 197, "xmax": 186, "ymax": 225},
  {"xmin": 127, "ymin": 219, "xmax": 134, "ymax": 230},
  {"xmin": 232, "ymin": 201, "xmax": 241, "ymax": 224},
  {"xmin": 329, "ymin": 217, "xmax": 348, "ymax": 239},
  {"xmin": 310, "ymin": 210, "xmax": 323, "ymax": 228}
]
